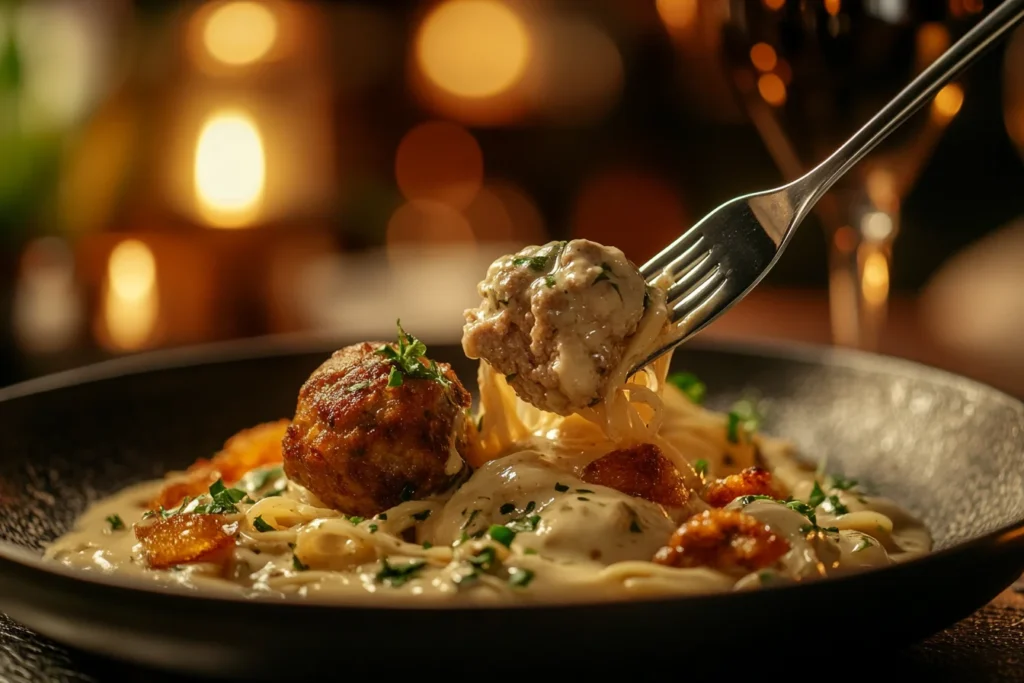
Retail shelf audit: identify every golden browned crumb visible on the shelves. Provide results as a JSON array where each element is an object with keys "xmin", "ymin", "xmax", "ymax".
[
  {"xmin": 703, "ymin": 466, "xmax": 781, "ymax": 508},
  {"xmin": 150, "ymin": 420, "xmax": 289, "ymax": 510},
  {"xmin": 653, "ymin": 509, "xmax": 789, "ymax": 575},
  {"xmin": 581, "ymin": 443, "xmax": 690, "ymax": 508},
  {"xmin": 282, "ymin": 342, "xmax": 472, "ymax": 517},
  {"xmin": 134, "ymin": 514, "xmax": 235, "ymax": 570}
]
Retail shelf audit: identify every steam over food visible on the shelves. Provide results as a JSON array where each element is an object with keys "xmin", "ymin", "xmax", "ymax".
[
  {"xmin": 462, "ymin": 239, "xmax": 664, "ymax": 415},
  {"xmin": 46, "ymin": 239, "xmax": 932, "ymax": 605}
]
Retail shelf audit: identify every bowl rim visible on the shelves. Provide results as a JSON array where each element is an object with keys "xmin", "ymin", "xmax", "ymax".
[{"xmin": 1, "ymin": 333, "xmax": 1022, "ymax": 612}]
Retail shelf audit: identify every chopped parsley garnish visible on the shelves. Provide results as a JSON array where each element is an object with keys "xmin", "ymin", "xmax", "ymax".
[
  {"xmin": 376, "ymin": 320, "xmax": 451, "ymax": 390},
  {"xmin": 693, "ymin": 459, "xmax": 709, "ymax": 477},
  {"xmin": 292, "ymin": 555, "xmax": 309, "ymax": 571},
  {"xmin": 577, "ymin": 496, "xmax": 590, "ymax": 502},
  {"xmin": 412, "ymin": 509, "xmax": 432, "ymax": 522},
  {"xmin": 852, "ymin": 536, "xmax": 874, "ymax": 553},
  {"xmin": 488, "ymin": 524, "xmax": 516, "ymax": 547},
  {"xmin": 347, "ymin": 380, "xmax": 370, "ymax": 393},
  {"xmin": 422, "ymin": 541, "xmax": 433, "ymax": 549},
  {"xmin": 468, "ymin": 547, "xmax": 496, "ymax": 570},
  {"xmin": 377, "ymin": 513, "xmax": 388, "ymax": 521},
  {"xmin": 667, "ymin": 372, "xmax": 706, "ymax": 404},
  {"xmin": 544, "ymin": 275, "xmax": 556, "ymax": 288},
  {"xmin": 368, "ymin": 524, "xmax": 378, "ymax": 533},
  {"xmin": 554, "ymin": 483, "xmax": 569, "ymax": 493},
  {"xmin": 523, "ymin": 548, "xmax": 538, "ymax": 555},
  {"xmin": 506, "ymin": 514, "xmax": 541, "ymax": 533},
  {"xmin": 575, "ymin": 489, "xmax": 594, "ymax": 494},
  {"xmin": 375, "ymin": 558, "xmax": 426, "ymax": 587},
  {"xmin": 499, "ymin": 503, "xmax": 516, "ymax": 515},
  {"xmin": 800, "ymin": 524, "xmax": 839, "ymax": 534},
  {"xmin": 808, "ymin": 481, "xmax": 826, "ymax": 509},
  {"xmin": 824, "ymin": 495, "xmax": 849, "ymax": 516},
  {"xmin": 726, "ymin": 397, "xmax": 762, "ymax": 443},
  {"xmin": 513, "ymin": 254, "xmax": 550, "ymax": 270},
  {"xmin": 508, "ymin": 567, "xmax": 535, "ymax": 588},
  {"xmin": 758, "ymin": 570, "xmax": 775, "ymax": 583},
  {"xmin": 192, "ymin": 479, "xmax": 249, "ymax": 515},
  {"xmin": 252, "ymin": 516, "xmax": 274, "ymax": 532},
  {"xmin": 106, "ymin": 514, "xmax": 125, "ymax": 531},
  {"xmin": 524, "ymin": 501, "xmax": 536, "ymax": 514},
  {"xmin": 505, "ymin": 373, "xmax": 517, "ymax": 383},
  {"xmin": 629, "ymin": 519, "xmax": 642, "ymax": 534},
  {"xmin": 347, "ymin": 515, "xmax": 365, "ymax": 525},
  {"xmin": 830, "ymin": 474, "xmax": 859, "ymax": 491}
]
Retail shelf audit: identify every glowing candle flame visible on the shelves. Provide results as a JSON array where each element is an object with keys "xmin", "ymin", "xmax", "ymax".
[{"xmin": 194, "ymin": 110, "xmax": 266, "ymax": 228}]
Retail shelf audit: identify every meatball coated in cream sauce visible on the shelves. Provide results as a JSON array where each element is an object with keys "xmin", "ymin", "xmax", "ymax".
[
  {"xmin": 462, "ymin": 239, "xmax": 654, "ymax": 415},
  {"xmin": 282, "ymin": 341, "xmax": 472, "ymax": 517}
]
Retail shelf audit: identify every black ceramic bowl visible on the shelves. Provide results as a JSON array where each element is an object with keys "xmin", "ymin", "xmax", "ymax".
[{"xmin": 0, "ymin": 336, "xmax": 1022, "ymax": 679}]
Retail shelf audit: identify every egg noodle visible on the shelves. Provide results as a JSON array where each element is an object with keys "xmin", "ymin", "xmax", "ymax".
[{"xmin": 45, "ymin": 304, "xmax": 932, "ymax": 604}]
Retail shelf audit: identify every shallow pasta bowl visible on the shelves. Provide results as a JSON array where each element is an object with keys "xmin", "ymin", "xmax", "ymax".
[{"xmin": 0, "ymin": 336, "xmax": 1022, "ymax": 679}]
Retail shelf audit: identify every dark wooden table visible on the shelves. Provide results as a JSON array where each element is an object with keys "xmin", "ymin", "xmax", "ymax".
[{"xmin": 2, "ymin": 288, "xmax": 1021, "ymax": 681}]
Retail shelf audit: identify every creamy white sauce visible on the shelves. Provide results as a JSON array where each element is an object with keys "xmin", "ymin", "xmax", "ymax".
[{"xmin": 45, "ymin": 441, "xmax": 931, "ymax": 605}]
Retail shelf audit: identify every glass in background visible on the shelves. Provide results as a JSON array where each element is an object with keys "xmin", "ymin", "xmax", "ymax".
[{"xmin": 717, "ymin": 0, "xmax": 977, "ymax": 350}]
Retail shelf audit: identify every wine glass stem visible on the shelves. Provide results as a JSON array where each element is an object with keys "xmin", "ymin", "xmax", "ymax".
[{"xmin": 827, "ymin": 206, "xmax": 897, "ymax": 351}]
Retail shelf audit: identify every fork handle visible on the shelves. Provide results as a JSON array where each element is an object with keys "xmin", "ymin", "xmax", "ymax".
[{"xmin": 794, "ymin": 0, "xmax": 1024, "ymax": 214}]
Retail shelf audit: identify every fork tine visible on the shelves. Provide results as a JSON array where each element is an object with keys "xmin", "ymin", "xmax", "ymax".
[
  {"xmin": 664, "ymin": 251, "xmax": 717, "ymax": 303},
  {"xmin": 639, "ymin": 228, "xmax": 703, "ymax": 279},
  {"xmin": 668, "ymin": 266, "xmax": 727, "ymax": 324}
]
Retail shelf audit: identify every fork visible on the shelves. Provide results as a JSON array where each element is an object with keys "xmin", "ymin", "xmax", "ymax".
[{"xmin": 634, "ymin": 0, "xmax": 1024, "ymax": 373}]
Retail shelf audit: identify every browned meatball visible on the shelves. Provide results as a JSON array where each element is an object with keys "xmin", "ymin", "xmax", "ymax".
[
  {"xmin": 581, "ymin": 443, "xmax": 691, "ymax": 509},
  {"xmin": 282, "ymin": 341, "xmax": 472, "ymax": 516},
  {"xmin": 653, "ymin": 509, "xmax": 789, "ymax": 576},
  {"xmin": 703, "ymin": 466, "xmax": 781, "ymax": 508}
]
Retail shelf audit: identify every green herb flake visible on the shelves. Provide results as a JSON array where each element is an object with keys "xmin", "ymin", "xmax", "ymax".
[
  {"xmin": 347, "ymin": 515, "xmax": 365, "ymax": 525},
  {"xmin": 577, "ymin": 496, "xmax": 590, "ymax": 502},
  {"xmin": 508, "ymin": 567, "xmax": 535, "ymax": 588},
  {"xmin": 524, "ymin": 501, "xmax": 536, "ymax": 514},
  {"xmin": 593, "ymin": 263, "xmax": 621, "ymax": 298},
  {"xmin": 252, "ymin": 516, "xmax": 274, "ymax": 532},
  {"xmin": 377, "ymin": 513, "xmax": 388, "ymax": 521},
  {"xmin": 293, "ymin": 555, "xmax": 309, "ymax": 571},
  {"xmin": 629, "ymin": 519, "xmax": 642, "ymax": 534},
  {"xmin": 575, "ymin": 489, "xmax": 594, "ymax": 494},
  {"xmin": 400, "ymin": 483, "xmax": 415, "ymax": 502},
  {"xmin": 245, "ymin": 466, "xmax": 284, "ymax": 492},
  {"xmin": 544, "ymin": 274, "xmax": 556, "ymax": 288},
  {"xmin": 852, "ymin": 536, "xmax": 874, "ymax": 553},
  {"xmin": 468, "ymin": 546, "xmax": 497, "ymax": 570},
  {"xmin": 422, "ymin": 541, "xmax": 433, "ymax": 549},
  {"xmin": 693, "ymin": 458, "xmax": 709, "ymax": 477},
  {"xmin": 830, "ymin": 474, "xmax": 859, "ymax": 491},
  {"xmin": 192, "ymin": 479, "xmax": 248, "ymax": 515},
  {"xmin": 506, "ymin": 514, "xmax": 541, "ymax": 533},
  {"xmin": 726, "ymin": 397, "xmax": 762, "ymax": 443},
  {"xmin": 376, "ymin": 320, "xmax": 451, "ymax": 390},
  {"xmin": 808, "ymin": 481, "xmax": 826, "ymax": 508},
  {"xmin": 512, "ymin": 254, "xmax": 549, "ymax": 271},
  {"xmin": 412, "ymin": 509, "xmax": 432, "ymax": 522},
  {"xmin": 499, "ymin": 503, "xmax": 516, "ymax": 515},
  {"xmin": 667, "ymin": 372, "xmax": 706, "ymax": 404},
  {"xmin": 523, "ymin": 548, "xmax": 538, "ymax": 555},
  {"xmin": 726, "ymin": 411, "xmax": 742, "ymax": 443},
  {"xmin": 375, "ymin": 558, "xmax": 426, "ymax": 587},
  {"xmin": 347, "ymin": 381, "xmax": 370, "ymax": 393},
  {"xmin": 368, "ymin": 524, "xmax": 378, "ymax": 533},
  {"xmin": 488, "ymin": 524, "xmax": 516, "ymax": 547},
  {"xmin": 554, "ymin": 483, "xmax": 569, "ymax": 493},
  {"xmin": 826, "ymin": 495, "xmax": 849, "ymax": 516},
  {"xmin": 106, "ymin": 514, "xmax": 125, "ymax": 531}
]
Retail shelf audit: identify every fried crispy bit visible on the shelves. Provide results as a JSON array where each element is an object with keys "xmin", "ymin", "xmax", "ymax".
[
  {"xmin": 149, "ymin": 420, "xmax": 289, "ymax": 510},
  {"xmin": 703, "ymin": 466, "xmax": 781, "ymax": 508},
  {"xmin": 581, "ymin": 443, "xmax": 690, "ymax": 508},
  {"xmin": 653, "ymin": 509, "xmax": 789, "ymax": 575},
  {"xmin": 135, "ymin": 514, "xmax": 236, "ymax": 570}
]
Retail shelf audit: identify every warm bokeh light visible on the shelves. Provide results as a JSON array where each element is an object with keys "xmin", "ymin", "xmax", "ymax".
[
  {"xmin": 1006, "ymin": 27, "xmax": 1024, "ymax": 150},
  {"xmin": 825, "ymin": 0, "xmax": 842, "ymax": 16},
  {"xmin": 386, "ymin": 201, "xmax": 476, "ymax": 257},
  {"xmin": 101, "ymin": 240, "xmax": 158, "ymax": 351},
  {"xmin": 931, "ymin": 82, "xmax": 964, "ymax": 122},
  {"xmin": 763, "ymin": 0, "xmax": 785, "ymax": 10},
  {"xmin": 833, "ymin": 226, "xmax": 857, "ymax": 254},
  {"xmin": 532, "ymin": 17, "xmax": 623, "ymax": 124},
  {"xmin": 203, "ymin": 1, "xmax": 278, "ymax": 66},
  {"xmin": 395, "ymin": 120, "xmax": 484, "ymax": 209},
  {"xmin": 861, "ymin": 250, "xmax": 890, "ymax": 307},
  {"xmin": 571, "ymin": 167, "xmax": 688, "ymax": 265},
  {"xmin": 416, "ymin": 0, "xmax": 530, "ymax": 100},
  {"xmin": 866, "ymin": 168, "xmax": 900, "ymax": 214},
  {"xmin": 485, "ymin": 181, "xmax": 546, "ymax": 244},
  {"xmin": 757, "ymin": 73, "xmax": 787, "ymax": 106},
  {"xmin": 194, "ymin": 110, "xmax": 266, "ymax": 228},
  {"xmin": 916, "ymin": 23, "xmax": 950, "ymax": 67},
  {"xmin": 656, "ymin": 0, "xmax": 698, "ymax": 31},
  {"xmin": 12, "ymin": 237, "xmax": 81, "ymax": 353},
  {"xmin": 749, "ymin": 43, "xmax": 777, "ymax": 72},
  {"xmin": 862, "ymin": 211, "xmax": 895, "ymax": 242}
]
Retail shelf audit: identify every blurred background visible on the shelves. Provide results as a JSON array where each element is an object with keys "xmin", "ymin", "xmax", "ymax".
[{"xmin": 0, "ymin": 0, "xmax": 1022, "ymax": 394}]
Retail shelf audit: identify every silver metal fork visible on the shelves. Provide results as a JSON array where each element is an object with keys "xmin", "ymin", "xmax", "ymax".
[{"xmin": 634, "ymin": 0, "xmax": 1024, "ymax": 373}]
